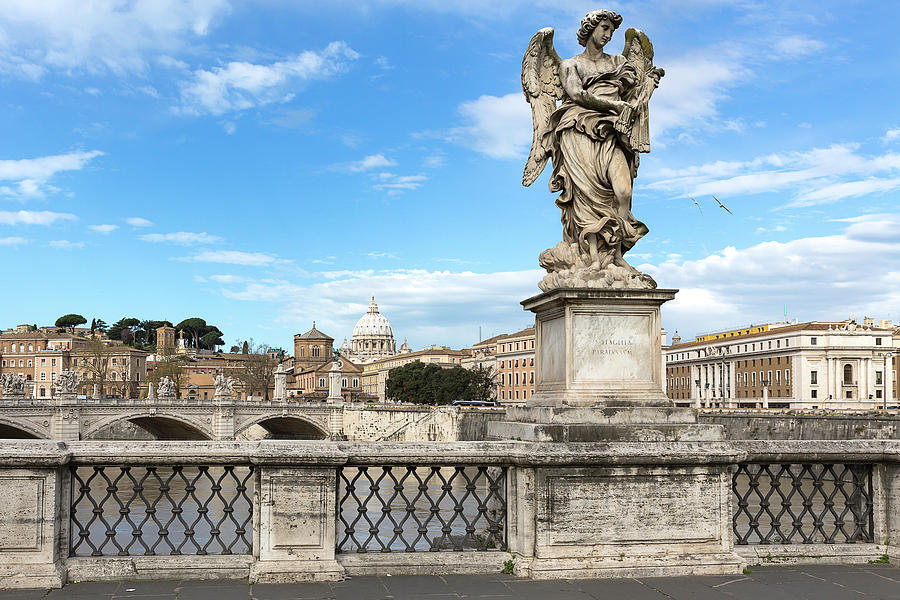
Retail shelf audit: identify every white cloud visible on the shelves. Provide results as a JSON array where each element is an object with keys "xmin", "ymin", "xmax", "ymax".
[
  {"xmin": 183, "ymin": 250, "xmax": 279, "ymax": 266},
  {"xmin": 647, "ymin": 143, "xmax": 900, "ymax": 208},
  {"xmin": 0, "ymin": 210, "xmax": 76, "ymax": 226},
  {"xmin": 773, "ymin": 35, "xmax": 826, "ymax": 58},
  {"xmin": 650, "ymin": 54, "xmax": 745, "ymax": 140},
  {"xmin": 0, "ymin": 0, "xmax": 230, "ymax": 77},
  {"xmin": 89, "ymin": 224, "xmax": 118, "ymax": 234},
  {"xmin": 373, "ymin": 174, "xmax": 426, "ymax": 195},
  {"xmin": 884, "ymin": 128, "xmax": 900, "ymax": 144},
  {"xmin": 645, "ymin": 214, "xmax": 900, "ymax": 339},
  {"xmin": 124, "ymin": 217, "xmax": 152, "ymax": 227},
  {"xmin": 140, "ymin": 231, "xmax": 221, "ymax": 245},
  {"xmin": 217, "ymin": 267, "xmax": 543, "ymax": 348},
  {"xmin": 449, "ymin": 93, "xmax": 532, "ymax": 159},
  {"xmin": 49, "ymin": 239, "xmax": 84, "ymax": 249},
  {"xmin": 0, "ymin": 236, "xmax": 27, "ymax": 246},
  {"xmin": 342, "ymin": 154, "xmax": 397, "ymax": 172},
  {"xmin": 177, "ymin": 41, "xmax": 359, "ymax": 116},
  {"xmin": 209, "ymin": 274, "xmax": 250, "ymax": 284},
  {"xmin": 0, "ymin": 150, "xmax": 103, "ymax": 199}
]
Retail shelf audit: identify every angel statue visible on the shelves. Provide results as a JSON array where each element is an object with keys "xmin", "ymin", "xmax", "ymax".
[{"xmin": 522, "ymin": 9, "xmax": 664, "ymax": 290}]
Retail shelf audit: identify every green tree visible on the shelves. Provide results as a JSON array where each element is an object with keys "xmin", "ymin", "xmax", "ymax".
[
  {"xmin": 175, "ymin": 318, "xmax": 207, "ymax": 350},
  {"xmin": 55, "ymin": 314, "xmax": 87, "ymax": 330},
  {"xmin": 200, "ymin": 328, "xmax": 224, "ymax": 350},
  {"xmin": 385, "ymin": 362, "xmax": 495, "ymax": 405},
  {"xmin": 108, "ymin": 317, "xmax": 141, "ymax": 345}
]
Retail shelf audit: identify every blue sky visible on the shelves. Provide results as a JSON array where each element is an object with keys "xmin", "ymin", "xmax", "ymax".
[{"xmin": 2, "ymin": 0, "xmax": 899, "ymax": 350}]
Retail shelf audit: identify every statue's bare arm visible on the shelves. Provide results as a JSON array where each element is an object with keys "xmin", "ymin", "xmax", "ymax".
[{"xmin": 559, "ymin": 59, "xmax": 627, "ymax": 113}]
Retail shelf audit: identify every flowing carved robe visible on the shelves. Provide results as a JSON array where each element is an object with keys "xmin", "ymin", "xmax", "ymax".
[{"xmin": 544, "ymin": 57, "xmax": 648, "ymax": 256}]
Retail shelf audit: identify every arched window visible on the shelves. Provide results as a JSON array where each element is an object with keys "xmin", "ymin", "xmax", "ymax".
[
  {"xmin": 312, "ymin": 346, "xmax": 320, "ymax": 358},
  {"xmin": 843, "ymin": 364, "xmax": 853, "ymax": 385},
  {"xmin": 300, "ymin": 347, "xmax": 305, "ymax": 357}
]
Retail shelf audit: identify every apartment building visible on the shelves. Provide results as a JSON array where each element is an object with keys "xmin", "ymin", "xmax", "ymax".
[
  {"xmin": 0, "ymin": 325, "xmax": 147, "ymax": 399},
  {"xmin": 665, "ymin": 318, "xmax": 897, "ymax": 409}
]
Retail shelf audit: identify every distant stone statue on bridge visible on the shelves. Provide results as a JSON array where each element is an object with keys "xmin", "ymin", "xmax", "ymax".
[
  {"xmin": 214, "ymin": 373, "xmax": 235, "ymax": 401},
  {"xmin": 157, "ymin": 376, "xmax": 176, "ymax": 400},
  {"xmin": 0, "ymin": 373, "xmax": 26, "ymax": 397},
  {"xmin": 54, "ymin": 370, "xmax": 79, "ymax": 397}
]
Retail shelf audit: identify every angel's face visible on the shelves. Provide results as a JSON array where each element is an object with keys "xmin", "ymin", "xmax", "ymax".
[{"xmin": 590, "ymin": 19, "xmax": 614, "ymax": 49}]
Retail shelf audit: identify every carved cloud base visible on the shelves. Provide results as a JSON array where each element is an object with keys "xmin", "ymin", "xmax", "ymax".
[{"xmin": 538, "ymin": 242, "xmax": 657, "ymax": 292}]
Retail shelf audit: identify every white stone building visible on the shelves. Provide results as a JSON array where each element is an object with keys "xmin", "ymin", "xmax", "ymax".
[{"xmin": 665, "ymin": 318, "xmax": 898, "ymax": 410}]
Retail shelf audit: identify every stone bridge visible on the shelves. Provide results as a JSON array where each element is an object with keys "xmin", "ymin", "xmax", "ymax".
[{"xmin": 0, "ymin": 396, "xmax": 504, "ymax": 441}]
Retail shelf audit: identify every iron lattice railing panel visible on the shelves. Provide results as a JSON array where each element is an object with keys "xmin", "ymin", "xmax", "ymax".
[
  {"xmin": 733, "ymin": 463, "xmax": 874, "ymax": 545},
  {"xmin": 336, "ymin": 465, "xmax": 507, "ymax": 553},
  {"xmin": 70, "ymin": 465, "xmax": 254, "ymax": 557}
]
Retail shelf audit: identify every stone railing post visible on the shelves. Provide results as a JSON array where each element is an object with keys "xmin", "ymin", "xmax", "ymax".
[
  {"xmin": 886, "ymin": 451, "xmax": 900, "ymax": 560},
  {"xmin": 0, "ymin": 442, "xmax": 70, "ymax": 589},
  {"xmin": 51, "ymin": 393, "xmax": 81, "ymax": 441},
  {"xmin": 250, "ymin": 445, "xmax": 346, "ymax": 583}
]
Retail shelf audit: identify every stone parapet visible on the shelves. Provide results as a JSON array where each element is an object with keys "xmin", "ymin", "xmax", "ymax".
[{"xmin": 0, "ymin": 439, "xmax": 898, "ymax": 588}]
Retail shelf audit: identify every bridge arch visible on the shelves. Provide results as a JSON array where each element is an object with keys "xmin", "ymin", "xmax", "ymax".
[
  {"xmin": 234, "ymin": 414, "xmax": 329, "ymax": 440},
  {"xmin": 83, "ymin": 412, "xmax": 214, "ymax": 441},
  {"xmin": 0, "ymin": 416, "xmax": 47, "ymax": 439}
]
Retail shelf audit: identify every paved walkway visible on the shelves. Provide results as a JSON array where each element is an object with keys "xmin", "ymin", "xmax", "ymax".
[{"xmin": 1, "ymin": 565, "xmax": 899, "ymax": 599}]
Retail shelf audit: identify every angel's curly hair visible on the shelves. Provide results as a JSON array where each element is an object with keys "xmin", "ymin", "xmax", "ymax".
[{"xmin": 576, "ymin": 9, "xmax": 623, "ymax": 47}]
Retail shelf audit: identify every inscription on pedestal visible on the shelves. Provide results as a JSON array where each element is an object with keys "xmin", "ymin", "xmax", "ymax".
[
  {"xmin": 0, "ymin": 477, "xmax": 43, "ymax": 552},
  {"xmin": 572, "ymin": 314, "xmax": 651, "ymax": 383},
  {"xmin": 546, "ymin": 471, "xmax": 721, "ymax": 545},
  {"xmin": 269, "ymin": 475, "xmax": 326, "ymax": 550}
]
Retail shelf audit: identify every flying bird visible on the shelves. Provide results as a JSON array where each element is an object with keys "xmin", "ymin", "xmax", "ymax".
[
  {"xmin": 691, "ymin": 197, "xmax": 702, "ymax": 213},
  {"xmin": 713, "ymin": 195, "xmax": 733, "ymax": 215}
]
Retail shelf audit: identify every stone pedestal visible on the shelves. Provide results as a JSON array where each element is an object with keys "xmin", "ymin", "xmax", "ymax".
[
  {"xmin": 250, "ymin": 466, "xmax": 344, "ymax": 583},
  {"xmin": 527, "ymin": 288, "xmax": 675, "ymax": 406},
  {"xmin": 0, "ymin": 466, "xmax": 67, "ymax": 588},
  {"xmin": 488, "ymin": 288, "xmax": 723, "ymax": 442}
]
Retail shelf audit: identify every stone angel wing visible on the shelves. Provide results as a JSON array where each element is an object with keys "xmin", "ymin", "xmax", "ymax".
[
  {"xmin": 521, "ymin": 28, "xmax": 564, "ymax": 186},
  {"xmin": 614, "ymin": 28, "xmax": 665, "ymax": 153}
]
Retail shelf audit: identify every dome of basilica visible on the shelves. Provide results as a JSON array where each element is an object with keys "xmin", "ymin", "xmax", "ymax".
[
  {"xmin": 346, "ymin": 297, "xmax": 398, "ymax": 364},
  {"xmin": 353, "ymin": 297, "xmax": 393, "ymax": 338}
]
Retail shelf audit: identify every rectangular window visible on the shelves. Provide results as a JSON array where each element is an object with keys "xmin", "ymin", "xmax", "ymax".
[
  {"xmin": 876, "ymin": 390, "xmax": 883, "ymax": 399},
  {"xmin": 876, "ymin": 371, "xmax": 883, "ymax": 385},
  {"xmin": 768, "ymin": 370, "xmax": 773, "ymax": 384},
  {"xmin": 751, "ymin": 372, "xmax": 756, "ymax": 385},
  {"xmin": 500, "ymin": 373, "xmax": 505, "ymax": 385},
  {"xmin": 775, "ymin": 370, "xmax": 781, "ymax": 384},
  {"xmin": 501, "ymin": 391, "xmax": 505, "ymax": 400},
  {"xmin": 846, "ymin": 391, "xmax": 852, "ymax": 399},
  {"xmin": 785, "ymin": 369, "xmax": 791, "ymax": 384},
  {"xmin": 41, "ymin": 358, "xmax": 46, "ymax": 366},
  {"xmin": 811, "ymin": 389, "xmax": 817, "ymax": 399},
  {"xmin": 40, "ymin": 372, "xmax": 46, "ymax": 381},
  {"xmin": 811, "ymin": 337, "xmax": 817, "ymax": 345},
  {"xmin": 810, "ymin": 370, "xmax": 817, "ymax": 384},
  {"xmin": 876, "ymin": 337, "xmax": 883, "ymax": 346},
  {"xmin": 51, "ymin": 358, "xmax": 56, "ymax": 366}
]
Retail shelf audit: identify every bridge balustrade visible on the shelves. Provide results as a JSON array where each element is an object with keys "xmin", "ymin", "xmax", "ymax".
[{"xmin": 0, "ymin": 440, "xmax": 898, "ymax": 589}]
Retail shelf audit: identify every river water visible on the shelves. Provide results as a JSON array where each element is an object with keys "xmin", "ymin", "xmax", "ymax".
[{"xmin": 70, "ymin": 465, "xmax": 506, "ymax": 556}]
